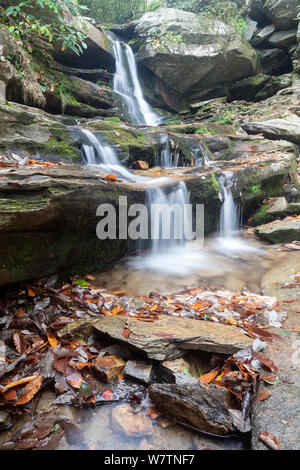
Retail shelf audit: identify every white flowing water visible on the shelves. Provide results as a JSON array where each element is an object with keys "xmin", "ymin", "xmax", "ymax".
[
  {"xmin": 216, "ymin": 172, "xmax": 261, "ymax": 255},
  {"xmin": 160, "ymin": 134, "xmax": 179, "ymax": 168},
  {"xmin": 81, "ymin": 128, "xmax": 134, "ymax": 180},
  {"xmin": 194, "ymin": 142, "xmax": 211, "ymax": 166},
  {"xmin": 219, "ymin": 172, "xmax": 239, "ymax": 239},
  {"xmin": 111, "ymin": 38, "xmax": 162, "ymax": 127}
]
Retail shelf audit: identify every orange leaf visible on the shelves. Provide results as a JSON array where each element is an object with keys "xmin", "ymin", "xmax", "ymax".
[
  {"xmin": 47, "ymin": 331, "xmax": 58, "ymax": 349},
  {"xmin": 3, "ymin": 389, "xmax": 17, "ymax": 401},
  {"xmin": 0, "ymin": 375, "xmax": 39, "ymax": 393},
  {"xmin": 105, "ymin": 174, "xmax": 117, "ymax": 182},
  {"xmin": 199, "ymin": 370, "xmax": 219, "ymax": 385},
  {"xmin": 111, "ymin": 306, "xmax": 124, "ymax": 315},
  {"xmin": 13, "ymin": 375, "xmax": 42, "ymax": 406},
  {"xmin": 27, "ymin": 287, "xmax": 36, "ymax": 297}
]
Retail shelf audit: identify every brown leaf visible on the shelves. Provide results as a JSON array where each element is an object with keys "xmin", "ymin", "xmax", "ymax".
[
  {"xmin": 66, "ymin": 366, "xmax": 82, "ymax": 389},
  {"xmin": 13, "ymin": 375, "xmax": 42, "ymax": 406},
  {"xmin": 256, "ymin": 390, "xmax": 271, "ymax": 402},
  {"xmin": 259, "ymin": 431, "xmax": 282, "ymax": 450},
  {"xmin": 3, "ymin": 389, "xmax": 17, "ymax": 401},
  {"xmin": 0, "ymin": 375, "xmax": 39, "ymax": 393},
  {"xmin": 13, "ymin": 332, "xmax": 26, "ymax": 355}
]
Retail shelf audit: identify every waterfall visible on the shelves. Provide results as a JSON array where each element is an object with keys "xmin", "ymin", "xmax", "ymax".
[
  {"xmin": 219, "ymin": 172, "xmax": 239, "ymax": 238},
  {"xmin": 194, "ymin": 142, "xmax": 210, "ymax": 166},
  {"xmin": 160, "ymin": 134, "xmax": 179, "ymax": 168},
  {"xmin": 147, "ymin": 181, "xmax": 191, "ymax": 254},
  {"xmin": 111, "ymin": 38, "xmax": 162, "ymax": 127},
  {"xmin": 80, "ymin": 128, "xmax": 133, "ymax": 180}
]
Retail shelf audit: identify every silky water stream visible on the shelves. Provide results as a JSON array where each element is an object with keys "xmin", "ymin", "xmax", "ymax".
[{"xmin": 72, "ymin": 38, "xmax": 278, "ymax": 451}]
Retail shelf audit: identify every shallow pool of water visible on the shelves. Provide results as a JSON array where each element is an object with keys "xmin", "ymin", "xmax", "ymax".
[{"xmin": 91, "ymin": 233, "xmax": 287, "ymax": 297}]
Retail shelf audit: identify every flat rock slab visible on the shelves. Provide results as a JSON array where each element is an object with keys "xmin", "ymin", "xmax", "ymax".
[
  {"xmin": 149, "ymin": 382, "xmax": 238, "ymax": 436},
  {"xmin": 255, "ymin": 216, "xmax": 300, "ymax": 243},
  {"xmin": 242, "ymin": 115, "xmax": 300, "ymax": 145},
  {"xmin": 92, "ymin": 316, "xmax": 253, "ymax": 361}
]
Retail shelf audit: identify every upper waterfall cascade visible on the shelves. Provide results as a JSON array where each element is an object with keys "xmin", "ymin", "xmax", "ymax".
[{"xmin": 111, "ymin": 38, "xmax": 162, "ymax": 127}]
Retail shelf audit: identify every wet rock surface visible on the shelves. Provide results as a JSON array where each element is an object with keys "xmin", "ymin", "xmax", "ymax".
[
  {"xmin": 123, "ymin": 360, "xmax": 154, "ymax": 384},
  {"xmin": 242, "ymin": 114, "xmax": 300, "ymax": 144},
  {"xmin": 255, "ymin": 216, "xmax": 300, "ymax": 243},
  {"xmin": 252, "ymin": 255, "xmax": 300, "ymax": 450},
  {"xmin": 149, "ymin": 381, "xmax": 237, "ymax": 436},
  {"xmin": 111, "ymin": 403, "xmax": 153, "ymax": 437},
  {"xmin": 93, "ymin": 315, "xmax": 253, "ymax": 360}
]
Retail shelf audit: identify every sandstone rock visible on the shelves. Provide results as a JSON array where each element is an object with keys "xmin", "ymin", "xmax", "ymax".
[
  {"xmin": 242, "ymin": 114, "xmax": 300, "ymax": 145},
  {"xmin": 228, "ymin": 75, "xmax": 271, "ymax": 102},
  {"xmin": 123, "ymin": 360, "xmax": 154, "ymax": 384},
  {"xmin": 149, "ymin": 381, "xmax": 239, "ymax": 436},
  {"xmin": 269, "ymin": 29, "xmax": 297, "ymax": 49},
  {"xmin": 93, "ymin": 355, "xmax": 125, "ymax": 383},
  {"xmin": 255, "ymin": 216, "xmax": 300, "ymax": 243},
  {"xmin": 0, "ymin": 163, "xmax": 144, "ymax": 288},
  {"xmin": 263, "ymin": 0, "xmax": 299, "ymax": 30},
  {"xmin": 157, "ymin": 358, "xmax": 191, "ymax": 383},
  {"xmin": 0, "ymin": 410, "xmax": 12, "ymax": 430},
  {"xmin": 260, "ymin": 48, "xmax": 292, "ymax": 76},
  {"xmin": 131, "ymin": 8, "xmax": 258, "ymax": 110},
  {"xmin": 254, "ymin": 73, "xmax": 292, "ymax": 101},
  {"xmin": 131, "ymin": 160, "xmax": 149, "ymax": 170},
  {"xmin": 251, "ymin": 24, "xmax": 275, "ymax": 46},
  {"xmin": 92, "ymin": 315, "xmax": 253, "ymax": 360},
  {"xmin": 250, "ymin": 197, "xmax": 289, "ymax": 226},
  {"xmin": 70, "ymin": 77, "xmax": 114, "ymax": 109},
  {"xmin": 243, "ymin": 19, "xmax": 258, "ymax": 41},
  {"xmin": 111, "ymin": 404, "xmax": 153, "ymax": 437}
]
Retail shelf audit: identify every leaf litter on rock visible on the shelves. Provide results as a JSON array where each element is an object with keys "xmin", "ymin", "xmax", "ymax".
[{"xmin": 0, "ymin": 275, "xmax": 285, "ymax": 447}]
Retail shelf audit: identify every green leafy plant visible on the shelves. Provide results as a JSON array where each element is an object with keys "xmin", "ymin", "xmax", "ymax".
[{"xmin": 4, "ymin": 0, "xmax": 88, "ymax": 55}]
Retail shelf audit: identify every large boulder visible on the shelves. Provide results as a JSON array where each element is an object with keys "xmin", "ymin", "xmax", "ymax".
[
  {"xmin": 263, "ymin": 0, "xmax": 299, "ymax": 30},
  {"xmin": 131, "ymin": 8, "xmax": 259, "ymax": 111}
]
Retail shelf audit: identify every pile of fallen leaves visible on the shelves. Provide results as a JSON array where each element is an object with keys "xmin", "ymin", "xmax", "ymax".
[{"xmin": 0, "ymin": 275, "xmax": 284, "ymax": 449}]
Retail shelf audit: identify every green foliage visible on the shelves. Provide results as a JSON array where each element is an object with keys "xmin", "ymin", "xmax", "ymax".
[
  {"xmin": 83, "ymin": 0, "xmax": 148, "ymax": 23},
  {"xmin": 165, "ymin": 0, "xmax": 247, "ymax": 33},
  {"xmin": 3, "ymin": 0, "xmax": 88, "ymax": 55}
]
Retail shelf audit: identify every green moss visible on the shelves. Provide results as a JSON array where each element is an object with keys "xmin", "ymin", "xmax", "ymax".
[
  {"xmin": 104, "ymin": 117, "xmax": 121, "ymax": 123},
  {"xmin": 251, "ymin": 184, "xmax": 261, "ymax": 194},
  {"xmin": 211, "ymin": 172, "xmax": 221, "ymax": 193}
]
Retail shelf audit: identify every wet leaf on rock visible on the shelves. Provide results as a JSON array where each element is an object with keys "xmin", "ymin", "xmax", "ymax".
[{"xmin": 259, "ymin": 431, "xmax": 282, "ymax": 450}]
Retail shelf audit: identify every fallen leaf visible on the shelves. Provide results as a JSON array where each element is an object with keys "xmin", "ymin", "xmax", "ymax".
[
  {"xmin": 199, "ymin": 369, "xmax": 219, "ymax": 385},
  {"xmin": 102, "ymin": 389, "xmax": 113, "ymax": 400},
  {"xmin": 256, "ymin": 390, "xmax": 271, "ymax": 402},
  {"xmin": 0, "ymin": 375, "xmax": 40, "ymax": 393},
  {"xmin": 259, "ymin": 431, "xmax": 282, "ymax": 450},
  {"xmin": 47, "ymin": 331, "xmax": 58, "ymax": 349},
  {"xmin": 27, "ymin": 287, "xmax": 36, "ymax": 297},
  {"xmin": 122, "ymin": 329, "xmax": 130, "ymax": 339},
  {"xmin": 13, "ymin": 375, "xmax": 42, "ymax": 406},
  {"xmin": 13, "ymin": 332, "xmax": 26, "ymax": 355}
]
